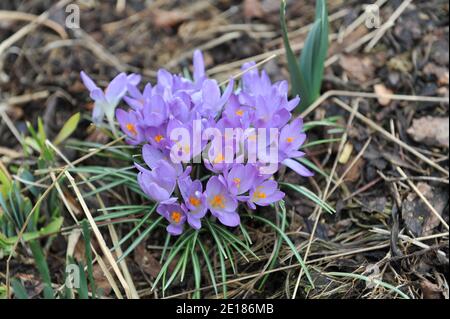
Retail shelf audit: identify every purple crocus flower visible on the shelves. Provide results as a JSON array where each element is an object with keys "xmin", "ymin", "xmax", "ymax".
[
  {"xmin": 142, "ymin": 94, "xmax": 169, "ymax": 127},
  {"xmin": 157, "ymin": 203, "xmax": 187, "ymax": 236},
  {"xmin": 193, "ymin": 49, "xmax": 206, "ymax": 85},
  {"xmin": 220, "ymin": 164, "xmax": 258, "ymax": 200},
  {"xmin": 278, "ymin": 117, "xmax": 314, "ymax": 177},
  {"xmin": 248, "ymin": 180, "xmax": 285, "ymax": 209},
  {"xmin": 178, "ymin": 176, "xmax": 207, "ymax": 229},
  {"xmin": 136, "ymin": 159, "xmax": 177, "ymax": 203},
  {"xmin": 124, "ymin": 82, "xmax": 153, "ymax": 110},
  {"xmin": 142, "ymin": 144, "xmax": 183, "ymax": 176},
  {"xmin": 205, "ymin": 176, "xmax": 239, "ymax": 227},
  {"xmin": 195, "ymin": 79, "xmax": 234, "ymax": 118},
  {"xmin": 116, "ymin": 108, "xmax": 145, "ymax": 145},
  {"xmin": 80, "ymin": 71, "xmax": 140, "ymax": 126}
]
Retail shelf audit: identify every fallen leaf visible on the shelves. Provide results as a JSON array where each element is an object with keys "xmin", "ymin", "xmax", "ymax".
[
  {"xmin": 244, "ymin": 0, "xmax": 264, "ymax": 19},
  {"xmin": 151, "ymin": 9, "xmax": 188, "ymax": 28},
  {"xmin": 339, "ymin": 55, "xmax": 374, "ymax": 83},
  {"xmin": 402, "ymin": 183, "xmax": 449, "ymax": 236},
  {"xmin": 338, "ymin": 142, "xmax": 353, "ymax": 164},
  {"xmin": 407, "ymin": 116, "xmax": 449, "ymax": 148},
  {"xmin": 362, "ymin": 197, "xmax": 387, "ymax": 213},
  {"xmin": 374, "ymin": 84, "xmax": 393, "ymax": 106},
  {"xmin": 340, "ymin": 156, "xmax": 365, "ymax": 183},
  {"xmin": 423, "ymin": 63, "xmax": 449, "ymax": 85},
  {"xmin": 420, "ymin": 279, "xmax": 442, "ymax": 299},
  {"xmin": 387, "ymin": 54, "xmax": 413, "ymax": 73},
  {"xmin": 134, "ymin": 243, "xmax": 161, "ymax": 278},
  {"xmin": 92, "ymin": 263, "xmax": 112, "ymax": 296}
]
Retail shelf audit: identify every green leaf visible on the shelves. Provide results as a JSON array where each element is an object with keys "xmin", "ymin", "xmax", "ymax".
[
  {"xmin": 29, "ymin": 240, "xmax": 54, "ymax": 299},
  {"xmin": 77, "ymin": 262, "xmax": 89, "ymax": 299},
  {"xmin": 326, "ymin": 272, "xmax": 410, "ymax": 299},
  {"xmin": 53, "ymin": 113, "xmax": 80, "ymax": 145},
  {"xmin": 82, "ymin": 220, "xmax": 96, "ymax": 299},
  {"xmin": 280, "ymin": 182, "xmax": 335, "ymax": 214},
  {"xmin": 280, "ymin": 1, "xmax": 306, "ymax": 103},
  {"xmin": 302, "ymin": 0, "xmax": 328, "ymax": 102},
  {"xmin": 248, "ymin": 214, "xmax": 315, "ymax": 289},
  {"xmin": 11, "ymin": 279, "xmax": 28, "ymax": 299},
  {"xmin": 0, "ymin": 168, "xmax": 12, "ymax": 197},
  {"xmin": 4, "ymin": 217, "xmax": 63, "ymax": 244},
  {"xmin": 198, "ymin": 240, "xmax": 219, "ymax": 296},
  {"xmin": 280, "ymin": 0, "xmax": 329, "ymax": 112}
]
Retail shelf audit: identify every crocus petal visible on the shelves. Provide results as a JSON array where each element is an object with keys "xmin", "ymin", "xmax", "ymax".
[
  {"xmin": 282, "ymin": 158, "xmax": 314, "ymax": 177},
  {"xmin": 193, "ymin": 49, "xmax": 205, "ymax": 82},
  {"xmin": 92, "ymin": 103, "xmax": 105, "ymax": 124},
  {"xmin": 80, "ymin": 71, "xmax": 98, "ymax": 92},
  {"xmin": 216, "ymin": 211, "xmax": 240, "ymax": 227},
  {"xmin": 127, "ymin": 73, "xmax": 141, "ymax": 86},
  {"xmin": 105, "ymin": 73, "xmax": 128, "ymax": 103},
  {"xmin": 142, "ymin": 144, "xmax": 165, "ymax": 169},
  {"xmin": 187, "ymin": 216, "xmax": 202, "ymax": 230},
  {"xmin": 167, "ymin": 224, "xmax": 183, "ymax": 236}
]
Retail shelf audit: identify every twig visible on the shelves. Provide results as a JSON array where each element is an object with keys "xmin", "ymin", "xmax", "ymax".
[
  {"xmin": 219, "ymin": 54, "xmax": 277, "ymax": 87},
  {"xmin": 0, "ymin": 10, "xmax": 68, "ymax": 39},
  {"xmin": 364, "ymin": 0, "xmax": 413, "ymax": 52}
]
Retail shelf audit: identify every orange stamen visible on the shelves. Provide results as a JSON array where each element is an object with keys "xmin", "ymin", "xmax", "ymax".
[
  {"xmin": 189, "ymin": 196, "xmax": 201, "ymax": 207},
  {"xmin": 210, "ymin": 195, "xmax": 225, "ymax": 209},
  {"xmin": 126, "ymin": 123, "xmax": 137, "ymax": 136},
  {"xmin": 171, "ymin": 211, "xmax": 182, "ymax": 223},
  {"xmin": 213, "ymin": 153, "xmax": 225, "ymax": 164},
  {"xmin": 154, "ymin": 134, "xmax": 164, "ymax": 143}
]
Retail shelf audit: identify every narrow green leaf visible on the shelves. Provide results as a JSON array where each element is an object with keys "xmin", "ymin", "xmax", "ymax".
[
  {"xmin": 11, "ymin": 279, "xmax": 28, "ymax": 299},
  {"xmin": 280, "ymin": 1, "xmax": 307, "ymax": 102},
  {"xmin": 54, "ymin": 113, "xmax": 80, "ymax": 145},
  {"xmin": 280, "ymin": 182, "xmax": 335, "ymax": 214},
  {"xmin": 248, "ymin": 214, "xmax": 315, "ymax": 288},
  {"xmin": 82, "ymin": 220, "xmax": 96, "ymax": 299},
  {"xmin": 29, "ymin": 240, "xmax": 54, "ymax": 299}
]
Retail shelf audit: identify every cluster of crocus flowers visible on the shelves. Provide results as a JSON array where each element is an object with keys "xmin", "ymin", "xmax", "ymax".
[{"xmin": 81, "ymin": 51, "xmax": 313, "ymax": 236}]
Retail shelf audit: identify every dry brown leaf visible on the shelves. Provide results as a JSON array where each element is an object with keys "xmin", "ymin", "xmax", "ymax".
[
  {"xmin": 402, "ymin": 183, "xmax": 448, "ymax": 236},
  {"xmin": 93, "ymin": 263, "xmax": 112, "ymax": 296},
  {"xmin": 134, "ymin": 243, "xmax": 161, "ymax": 278},
  {"xmin": 244, "ymin": 0, "xmax": 264, "ymax": 19},
  {"xmin": 341, "ymin": 156, "xmax": 365, "ymax": 183},
  {"xmin": 407, "ymin": 116, "xmax": 449, "ymax": 148},
  {"xmin": 151, "ymin": 9, "xmax": 188, "ymax": 28},
  {"xmin": 339, "ymin": 55, "xmax": 374, "ymax": 83},
  {"xmin": 374, "ymin": 84, "xmax": 393, "ymax": 106},
  {"xmin": 423, "ymin": 63, "xmax": 449, "ymax": 85},
  {"xmin": 420, "ymin": 279, "xmax": 442, "ymax": 299}
]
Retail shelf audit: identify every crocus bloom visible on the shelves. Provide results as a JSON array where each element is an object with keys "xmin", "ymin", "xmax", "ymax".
[
  {"xmin": 195, "ymin": 79, "xmax": 234, "ymax": 118},
  {"xmin": 248, "ymin": 180, "xmax": 285, "ymax": 209},
  {"xmin": 221, "ymin": 164, "xmax": 258, "ymax": 200},
  {"xmin": 205, "ymin": 177, "xmax": 239, "ymax": 227},
  {"xmin": 142, "ymin": 94, "xmax": 169, "ymax": 128},
  {"xmin": 178, "ymin": 176, "xmax": 207, "ymax": 229},
  {"xmin": 82, "ymin": 49, "xmax": 317, "ymax": 235},
  {"xmin": 278, "ymin": 117, "xmax": 314, "ymax": 177},
  {"xmin": 116, "ymin": 108, "xmax": 145, "ymax": 145},
  {"xmin": 80, "ymin": 71, "xmax": 140, "ymax": 125},
  {"xmin": 136, "ymin": 159, "xmax": 177, "ymax": 203},
  {"xmin": 157, "ymin": 203, "xmax": 187, "ymax": 236}
]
